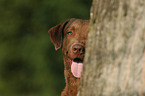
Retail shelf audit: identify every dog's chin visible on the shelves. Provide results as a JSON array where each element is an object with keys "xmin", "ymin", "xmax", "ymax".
[{"xmin": 71, "ymin": 58, "xmax": 83, "ymax": 78}]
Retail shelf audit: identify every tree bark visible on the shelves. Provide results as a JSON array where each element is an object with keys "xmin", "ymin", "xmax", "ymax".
[{"xmin": 77, "ymin": 0, "xmax": 145, "ymax": 96}]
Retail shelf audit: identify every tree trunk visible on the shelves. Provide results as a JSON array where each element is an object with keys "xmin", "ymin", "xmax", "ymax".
[{"xmin": 77, "ymin": 0, "xmax": 145, "ymax": 96}]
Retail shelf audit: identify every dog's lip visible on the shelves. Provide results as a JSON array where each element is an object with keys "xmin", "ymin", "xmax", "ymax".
[{"xmin": 73, "ymin": 58, "xmax": 83, "ymax": 63}]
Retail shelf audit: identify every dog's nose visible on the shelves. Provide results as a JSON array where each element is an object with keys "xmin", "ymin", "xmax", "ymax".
[{"xmin": 72, "ymin": 44, "xmax": 85, "ymax": 54}]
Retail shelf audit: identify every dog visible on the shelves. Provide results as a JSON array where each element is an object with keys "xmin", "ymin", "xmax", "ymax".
[{"xmin": 48, "ymin": 18, "xmax": 89, "ymax": 96}]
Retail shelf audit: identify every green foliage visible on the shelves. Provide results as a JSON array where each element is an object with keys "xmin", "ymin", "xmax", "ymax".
[{"xmin": 0, "ymin": 0, "xmax": 91, "ymax": 96}]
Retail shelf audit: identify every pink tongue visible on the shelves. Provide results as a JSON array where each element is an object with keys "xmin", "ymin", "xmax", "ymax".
[{"xmin": 71, "ymin": 61, "xmax": 83, "ymax": 78}]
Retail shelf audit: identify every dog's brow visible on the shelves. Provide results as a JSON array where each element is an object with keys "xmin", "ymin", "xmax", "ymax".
[{"xmin": 64, "ymin": 19, "xmax": 76, "ymax": 32}]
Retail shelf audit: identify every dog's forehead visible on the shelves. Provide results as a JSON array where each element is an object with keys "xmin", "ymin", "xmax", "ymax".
[
  {"xmin": 72, "ymin": 20, "xmax": 88, "ymax": 27},
  {"xmin": 68, "ymin": 19, "xmax": 89, "ymax": 32}
]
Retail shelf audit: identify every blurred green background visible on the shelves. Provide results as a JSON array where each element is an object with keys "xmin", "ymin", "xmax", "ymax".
[{"xmin": 0, "ymin": 0, "xmax": 91, "ymax": 96}]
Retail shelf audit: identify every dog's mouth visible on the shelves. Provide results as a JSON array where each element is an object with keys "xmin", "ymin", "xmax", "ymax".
[
  {"xmin": 71, "ymin": 58, "xmax": 83, "ymax": 78},
  {"xmin": 73, "ymin": 58, "xmax": 83, "ymax": 63}
]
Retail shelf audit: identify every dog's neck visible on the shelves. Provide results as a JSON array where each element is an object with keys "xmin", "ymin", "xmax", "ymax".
[{"xmin": 61, "ymin": 56, "xmax": 80, "ymax": 96}]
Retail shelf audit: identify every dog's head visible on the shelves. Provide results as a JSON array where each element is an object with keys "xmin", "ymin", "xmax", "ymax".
[{"xmin": 48, "ymin": 18, "xmax": 89, "ymax": 78}]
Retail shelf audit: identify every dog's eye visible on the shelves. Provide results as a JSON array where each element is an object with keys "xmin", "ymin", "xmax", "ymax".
[{"xmin": 67, "ymin": 32, "xmax": 72, "ymax": 35}]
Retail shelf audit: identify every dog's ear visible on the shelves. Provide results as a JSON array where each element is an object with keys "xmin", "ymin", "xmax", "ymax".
[{"xmin": 48, "ymin": 19, "xmax": 75, "ymax": 50}]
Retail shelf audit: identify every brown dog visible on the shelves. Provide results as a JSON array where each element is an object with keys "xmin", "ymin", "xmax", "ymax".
[{"xmin": 48, "ymin": 18, "xmax": 89, "ymax": 96}]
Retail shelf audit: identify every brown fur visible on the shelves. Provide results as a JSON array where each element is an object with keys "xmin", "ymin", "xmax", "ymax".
[{"xmin": 48, "ymin": 18, "xmax": 89, "ymax": 96}]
